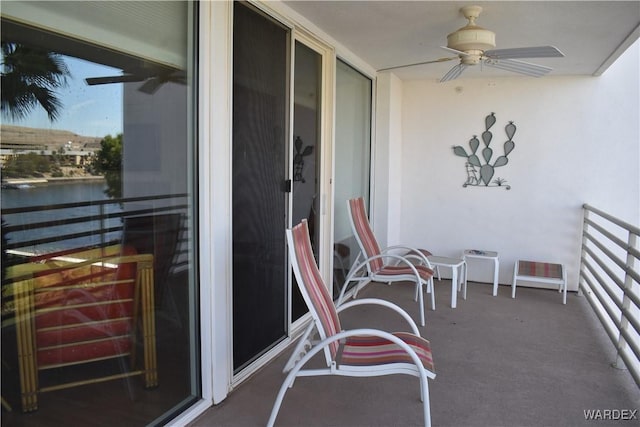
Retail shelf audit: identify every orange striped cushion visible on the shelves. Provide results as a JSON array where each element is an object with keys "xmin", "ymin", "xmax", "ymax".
[{"xmin": 339, "ymin": 332, "xmax": 434, "ymax": 372}]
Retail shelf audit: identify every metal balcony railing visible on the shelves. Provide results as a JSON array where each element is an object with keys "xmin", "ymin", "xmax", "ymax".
[
  {"xmin": 580, "ymin": 203, "xmax": 640, "ymax": 387},
  {"xmin": 1, "ymin": 193, "xmax": 189, "ymax": 273}
]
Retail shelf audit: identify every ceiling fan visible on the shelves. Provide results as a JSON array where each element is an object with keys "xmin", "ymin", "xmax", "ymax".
[
  {"xmin": 85, "ymin": 69, "xmax": 186, "ymax": 94},
  {"xmin": 379, "ymin": 5, "xmax": 564, "ymax": 82}
]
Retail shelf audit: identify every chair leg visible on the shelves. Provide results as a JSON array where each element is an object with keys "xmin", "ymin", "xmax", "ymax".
[
  {"xmin": 562, "ymin": 266, "xmax": 568, "ymax": 305},
  {"xmin": 417, "ymin": 281, "xmax": 425, "ymax": 327},
  {"xmin": 462, "ymin": 265, "xmax": 468, "ymax": 301},
  {"xmin": 416, "ymin": 365, "xmax": 432, "ymax": 427},
  {"xmin": 353, "ymin": 282, "xmax": 361, "ymax": 299},
  {"xmin": 353, "ymin": 279, "xmax": 370, "ymax": 299},
  {"xmin": 267, "ymin": 338, "xmax": 334, "ymax": 427},
  {"xmin": 16, "ymin": 280, "xmax": 38, "ymax": 412},
  {"xmin": 267, "ymin": 372, "xmax": 295, "ymax": 427},
  {"xmin": 140, "ymin": 265, "xmax": 158, "ymax": 387},
  {"xmin": 512, "ymin": 262, "xmax": 518, "ymax": 299},
  {"xmin": 422, "ymin": 378, "xmax": 432, "ymax": 427},
  {"xmin": 429, "ymin": 278, "xmax": 435, "ymax": 310}
]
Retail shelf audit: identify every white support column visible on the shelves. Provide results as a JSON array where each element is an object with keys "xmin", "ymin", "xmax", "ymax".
[{"xmin": 373, "ymin": 72, "xmax": 403, "ymax": 247}]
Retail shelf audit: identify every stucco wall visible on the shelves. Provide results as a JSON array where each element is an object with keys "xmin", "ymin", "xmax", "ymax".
[{"xmin": 388, "ymin": 41, "xmax": 639, "ymax": 290}]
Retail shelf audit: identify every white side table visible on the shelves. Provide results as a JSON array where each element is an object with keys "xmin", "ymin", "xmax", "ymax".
[
  {"xmin": 427, "ymin": 256, "xmax": 466, "ymax": 309},
  {"xmin": 462, "ymin": 249, "xmax": 500, "ymax": 296}
]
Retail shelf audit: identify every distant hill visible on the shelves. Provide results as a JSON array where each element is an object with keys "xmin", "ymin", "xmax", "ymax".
[{"xmin": 0, "ymin": 125, "xmax": 103, "ymax": 150}]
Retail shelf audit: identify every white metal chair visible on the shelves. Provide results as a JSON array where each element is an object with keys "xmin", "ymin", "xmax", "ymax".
[
  {"xmin": 268, "ymin": 219, "xmax": 436, "ymax": 427},
  {"xmin": 338, "ymin": 197, "xmax": 435, "ymax": 326}
]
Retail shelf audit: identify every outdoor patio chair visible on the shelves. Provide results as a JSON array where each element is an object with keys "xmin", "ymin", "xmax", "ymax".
[
  {"xmin": 338, "ymin": 197, "xmax": 435, "ymax": 326},
  {"xmin": 123, "ymin": 213, "xmax": 183, "ymax": 312},
  {"xmin": 7, "ymin": 245, "xmax": 158, "ymax": 412},
  {"xmin": 268, "ymin": 219, "xmax": 436, "ymax": 427}
]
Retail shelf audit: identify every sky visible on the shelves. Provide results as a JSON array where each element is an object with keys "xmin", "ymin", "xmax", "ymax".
[{"xmin": 6, "ymin": 55, "xmax": 124, "ymax": 138}]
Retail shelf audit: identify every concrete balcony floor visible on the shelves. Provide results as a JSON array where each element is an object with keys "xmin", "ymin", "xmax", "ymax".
[{"xmin": 191, "ymin": 279, "xmax": 639, "ymax": 427}]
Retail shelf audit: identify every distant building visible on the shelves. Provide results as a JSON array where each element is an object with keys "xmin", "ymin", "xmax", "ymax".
[{"xmin": 0, "ymin": 125, "xmax": 101, "ymax": 167}]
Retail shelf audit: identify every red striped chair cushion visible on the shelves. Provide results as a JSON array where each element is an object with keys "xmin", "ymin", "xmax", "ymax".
[
  {"xmin": 292, "ymin": 221, "xmax": 342, "ymax": 358},
  {"xmin": 377, "ymin": 264, "xmax": 434, "ymax": 281},
  {"xmin": 349, "ymin": 198, "xmax": 383, "ymax": 272},
  {"xmin": 518, "ymin": 260, "xmax": 563, "ymax": 279},
  {"xmin": 339, "ymin": 332, "xmax": 434, "ymax": 372},
  {"xmin": 417, "ymin": 249, "xmax": 432, "ymax": 257}
]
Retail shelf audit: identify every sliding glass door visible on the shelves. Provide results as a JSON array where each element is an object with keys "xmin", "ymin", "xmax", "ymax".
[
  {"xmin": 232, "ymin": 3, "xmax": 289, "ymax": 372},
  {"xmin": 231, "ymin": 2, "xmax": 333, "ymax": 373},
  {"xmin": 0, "ymin": 2, "xmax": 200, "ymax": 425}
]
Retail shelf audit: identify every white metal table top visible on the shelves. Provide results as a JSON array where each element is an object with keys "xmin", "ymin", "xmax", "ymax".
[
  {"xmin": 463, "ymin": 249, "xmax": 498, "ymax": 259},
  {"xmin": 427, "ymin": 255, "xmax": 465, "ymax": 266}
]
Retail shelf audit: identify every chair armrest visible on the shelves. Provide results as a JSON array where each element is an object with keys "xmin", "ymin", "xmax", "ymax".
[
  {"xmin": 381, "ymin": 245, "xmax": 433, "ymax": 269},
  {"xmin": 285, "ymin": 328, "xmax": 432, "ymax": 377},
  {"xmin": 336, "ymin": 253, "xmax": 424, "ymax": 305},
  {"xmin": 336, "ymin": 298, "xmax": 420, "ymax": 335}
]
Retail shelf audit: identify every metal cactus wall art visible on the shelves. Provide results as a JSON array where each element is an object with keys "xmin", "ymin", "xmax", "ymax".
[{"xmin": 453, "ymin": 112, "xmax": 516, "ymax": 190}]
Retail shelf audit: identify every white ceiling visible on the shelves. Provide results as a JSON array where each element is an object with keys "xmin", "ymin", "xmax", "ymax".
[{"xmin": 283, "ymin": 1, "xmax": 640, "ymax": 81}]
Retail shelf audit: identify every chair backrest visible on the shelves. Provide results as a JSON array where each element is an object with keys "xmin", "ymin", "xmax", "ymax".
[
  {"xmin": 123, "ymin": 213, "xmax": 182, "ymax": 304},
  {"xmin": 347, "ymin": 197, "xmax": 383, "ymax": 272},
  {"xmin": 287, "ymin": 220, "xmax": 341, "ymax": 361},
  {"xmin": 21, "ymin": 246, "xmax": 142, "ymax": 368}
]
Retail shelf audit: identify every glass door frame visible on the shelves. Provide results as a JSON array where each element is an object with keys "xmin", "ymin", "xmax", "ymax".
[
  {"xmin": 167, "ymin": 2, "xmax": 220, "ymax": 425},
  {"xmin": 287, "ymin": 27, "xmax": 335, "ymax": 332}
]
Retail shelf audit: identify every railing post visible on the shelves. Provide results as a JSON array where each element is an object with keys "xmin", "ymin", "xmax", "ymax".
[
  {"xmin": 100, "ymin": 203, "xmax": 106, "ymax": 257},
  {"xmin": 579, "ymin": 206, "xmax": 591, "ymax": 297},
  {"xmin": 614, "ymin": 231, "xmax": 638, "ymax": 369}
]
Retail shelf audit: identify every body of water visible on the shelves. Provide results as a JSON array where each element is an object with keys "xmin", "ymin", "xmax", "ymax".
[{"xmin": 2, "ymin": 180, "xmax": 123, "ymax": 254}]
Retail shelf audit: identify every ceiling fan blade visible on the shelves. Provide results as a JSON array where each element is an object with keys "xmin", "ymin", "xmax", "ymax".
[
  {"xmin": 440, "ymin": 46, "xmax": 470, "ymax": 57},
  {"xmin": 85, "ymin": 74, "xmax": 145, "ymax": 86},
  {"xmin": 138, "ymin": 77, "xmax": 164, "ymax": 94},
  {"xmin": 138, "ymin": 71, "xmax": 188, "ymax": 94},
  {"xmin": 484, "ymin": 45, "xmax": 565, "ymax": 60},
  {"xmin": 440, "ymin": 63, "xmax": 467, "ymax": 82},
  {"xmin": 378, "ymin": 56, "xmax": 457, "ymax": 72},
  {"xmin": 483, "ymin": 58, "xmax": 553, "ymax": 77}
]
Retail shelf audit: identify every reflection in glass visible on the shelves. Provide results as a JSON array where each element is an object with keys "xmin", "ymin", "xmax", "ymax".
[
  {"xmin": 1, "ymin": 2, "xmax": 199, "ymax": 425},
  {"xmin": 333, "ymin": 60, "xmax": 372, "ymax": 298},
  {"xmin": 291, "ymin": 41, "xmax": 322, "ymax": 321}
]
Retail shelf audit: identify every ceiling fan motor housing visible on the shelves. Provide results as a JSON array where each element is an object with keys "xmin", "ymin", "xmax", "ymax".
[
  {"xmin": 446, "ymin": 5, "xmax": 496, "ymax": 63},
  {"xmin": 447, "ymin": 25, "xmax": 496, "ymax": 53}
]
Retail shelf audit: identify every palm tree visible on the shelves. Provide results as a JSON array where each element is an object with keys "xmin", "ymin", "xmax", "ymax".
[{"xmin": 1, "ymin": 42, "xmax": 70, "ymax": 122}]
